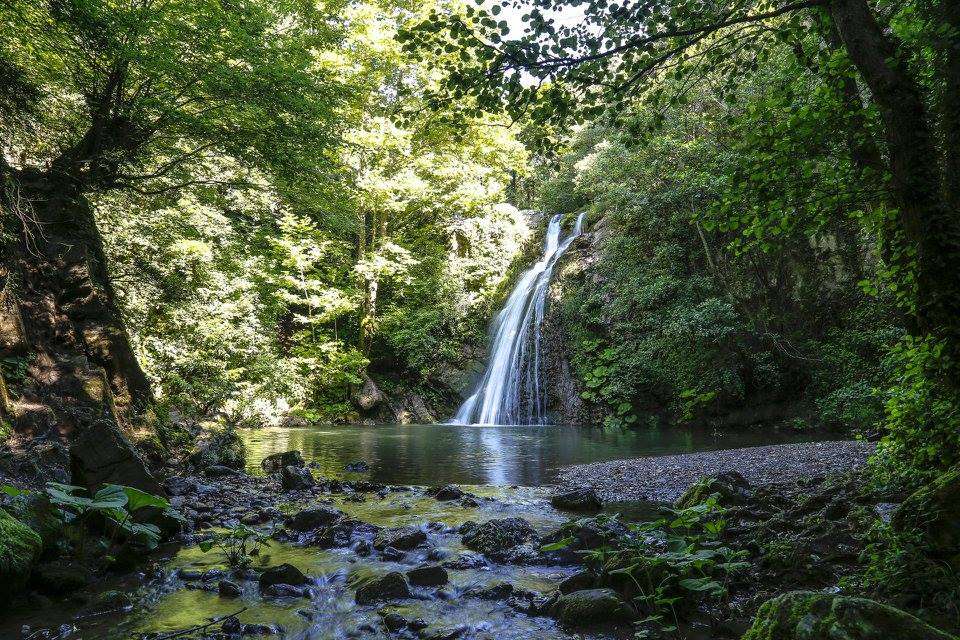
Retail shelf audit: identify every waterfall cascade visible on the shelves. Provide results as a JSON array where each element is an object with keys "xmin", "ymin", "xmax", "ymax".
[{"xmin": 452, "ymin": 212, "xmax": 587, "ymax": 425}]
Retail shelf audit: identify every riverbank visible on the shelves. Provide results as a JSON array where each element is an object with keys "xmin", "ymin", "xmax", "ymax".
[{"xmin": 557, "ymin": 440, "xmax": 876, "ymax": 503}]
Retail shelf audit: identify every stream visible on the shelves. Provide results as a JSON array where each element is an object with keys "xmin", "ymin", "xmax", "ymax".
[{"xmin": 7, "ymin": 424, "xmax": 822, "ymax": 640}]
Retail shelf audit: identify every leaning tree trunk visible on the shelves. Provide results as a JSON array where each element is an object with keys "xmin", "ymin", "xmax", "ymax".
[
  {"xmin": 1, "ymin": 168, "xmax": 162, "ymax": 494},
  {"xmin": 830, "ymin": 0, "xmax": 960, "ymax": 357}
]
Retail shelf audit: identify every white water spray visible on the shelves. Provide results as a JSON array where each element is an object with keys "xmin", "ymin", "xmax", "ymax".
[{"xmin": 452, "ymin": 212, "xmax": 587, "ymax": 425}]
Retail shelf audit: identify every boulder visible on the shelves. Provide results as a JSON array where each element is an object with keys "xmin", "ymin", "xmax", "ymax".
[
  {"xmin": 406, "ymin": 565, "xmax": 448, "ymax": 587},
  {"xmin": 373, "ymin": 526, "xmax": 426, "ymax": 551},
  {"xmin": 280, "ymin": 465, "xmax": 315, "ymax": 491},
  {"xmin": 550, "ymin": 487, "xmax": 603, "ymax": 512},
  {"xmin": 70, "ymin": 418, "xmax": 164, "ymax": 495},
  {"xmin": 891, "ymin": 466, "xmax": 960, "ymax": 565},
  {"xmin": 355, "ymin": 572, "xmax": 411, "ymax": 604},
  {"xmin": 218, "ymin": 580, "xmax": 242, "ymax": 597},
  {"xmin": 559, "ymin": 570, "xmax": 598, "ymax": 594},
  {"xmin": 259, "ymin": 563, "xmax": 308, "ymax": 591},
  {"xmin": 5, "ymin": 492, "xmax": 62, "ymax": 552},
  {"xmin": 0, "ymin": 509, "xmax": 42, "ymax": 600},
  {"xmin": 741, "ymin": 591, "xmax": 955, "ymax": 640},
  {"xmin": 188, "ymin": 427, "xmax": 246, "ymax": 470},
  {"xmin": 460, "ymin": 517, "xmax": 539, "ymax": 561},
  {"xmin": 675, "ymin": 471, "xmax": 752, "ymax": 510},
  {"xmin": 550, "ymin": 588, "xmax": 634, "ymax": 627},
  {"xmin": 261, "ymin": 450, "xmax": 305, "ymax": 474},
  {"xmin": 289, "ymin": 505, "xmax": 345, "ymax": 532}
]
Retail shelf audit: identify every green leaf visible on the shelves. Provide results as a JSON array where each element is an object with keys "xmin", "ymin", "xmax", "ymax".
[
  {"xmin": 1, "ymin": 484, "xmax": 29, "ymax": 498},
  {"xmin": 91, "ymin": 484, "xmax": 129, "ymax": 510},
  {"xmin": 198, "ymin": 539, "xmax": 215, "ymax": 552},
  {"xmin": 120, "ymin": 486, "xmax": 170, "ymax": 512},
  {"xmin": 540, "ymin": 536, "xmax": 575, "ymax": 551}
]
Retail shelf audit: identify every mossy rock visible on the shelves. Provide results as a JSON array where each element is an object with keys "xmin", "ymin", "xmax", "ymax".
[
  {"xmin": 891, "ymin": 466, "xmax": 960, "ymax": 565},
  {"xmin": 188, "ymin": 426, "xmax": 246, "ymax": 470},
  {"xmin": 551, "ymin": 588, "xmax": 634, "ymax": 627},
  {"xmin": 676, "ymin": 471, "xmax": 752, "ymax": 510},
  {"xmin": 5, "ymin": 493, "xmax": 63, "ymax": 553},
  {"xmin": 741, "ymin": 591, "xmax": 956, "ymax": 640},
  {"xmin": 0, "ymin": 509, "xmax": 42, "ymax": 600}
]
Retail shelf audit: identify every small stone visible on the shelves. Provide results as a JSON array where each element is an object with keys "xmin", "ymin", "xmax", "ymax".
[
  {"xmin": 263, "ymin": 583, "xmax": 309, "ymax": 598},
  {"xmin": 218, "ymin": 580, "xmax": 242, "ymax": 597},
  {"xmin": 178, "ymin": 568, "xmax": 203, "ymax": 581},
  {"xmin": 559, "ymin": 571, "xmax": 597, "ymax": 594},
  {"xmin": 345, "ymin": 460, "xmax": 371, "ymax": 472},
  {"xmin": 431, "ymin": 485, "xmax": 464, "ymax": 501},
  {"xmin": 380, "ymin": 546, "xmax": 405, "ymax": 562}
]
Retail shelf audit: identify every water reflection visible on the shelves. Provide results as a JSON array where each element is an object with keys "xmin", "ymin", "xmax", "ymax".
[{"xmin": 241, "ymin": 424, "xmax": 822, "ymax": 487}]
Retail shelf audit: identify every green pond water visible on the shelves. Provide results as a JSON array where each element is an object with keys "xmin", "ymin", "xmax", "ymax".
[
  {"xmin": 240, "ymin": 423, "xmax": 823, "ymax": 486},
  {"xmin": 6, "ymin": 424, "xmax": 823, "ymax": 639}
]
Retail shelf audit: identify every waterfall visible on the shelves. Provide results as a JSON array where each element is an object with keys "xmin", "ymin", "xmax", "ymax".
[{"xmin": 452, "ymin": 212, "xmax": 587, "ymax": 426}]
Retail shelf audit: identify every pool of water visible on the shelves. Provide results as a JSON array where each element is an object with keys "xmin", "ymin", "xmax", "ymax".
[{"xmin": 241, "ymin": 423, "xmax": 823, "ymax": 486}]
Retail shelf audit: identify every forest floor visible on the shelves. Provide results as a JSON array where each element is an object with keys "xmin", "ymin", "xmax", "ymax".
[{"xmin": 557, "ymin": 440, "xmax": 876, "ymax": 503}]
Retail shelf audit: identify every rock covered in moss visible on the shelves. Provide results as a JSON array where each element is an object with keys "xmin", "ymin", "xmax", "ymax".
[
  {"xmin": 188, "ymin": 426, "xmax": 246, "ymax": 470},
  {"xmin": 5, "ymin": 492, "xmax": 62, "ymax": 552},
  {"xmin": 891, "ymin": 466, "xmax": 960, "ymax": 565},
  {"xmin": 460, "ymin": 517, "xmax": 538, "ymax": 560},
  {"xmin": 675, "ymin": 470, "xmax": 752, "ymax": 509},
  {"xmin": 373, "ymin": 525, "xmax": 426, "ymax": 551},
  {"xmin": 741, "ymin": 591, "xmax": 956, "ymax": 640},
  {"xmin": 259, "ymin": 563, "xmax": 308, "ymax": 590},
  {"xmin": 550, "ymin": 588, "xmax": 634, "ymax": 626},
  {"xmin": 0, "ymin": 509, "xmax": 42, "ymax": 600}
]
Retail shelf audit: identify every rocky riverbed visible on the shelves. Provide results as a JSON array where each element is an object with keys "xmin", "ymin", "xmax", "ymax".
[
  {"xmin": 6, "ymin": 440, "xmax": 958, "ymax": 640},
  {"xmin": 557, "ymin": 440, "xmax": 876, "ymax": 502}
]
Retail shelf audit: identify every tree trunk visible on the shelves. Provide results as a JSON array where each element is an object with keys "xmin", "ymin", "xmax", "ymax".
[
  {"xmin": 1, "ymin": 168, "xmax": 161, "ymax": 493},
  {"xmin": 830, "ymin": 0, "xmax": 960, "ymax": 352},
  {"xmin": 933, "ymin": 0, "xmax": 960, "ymax": 210}
]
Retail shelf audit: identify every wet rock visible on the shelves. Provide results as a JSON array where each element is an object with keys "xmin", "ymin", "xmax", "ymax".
[
  {"xmin": 891, "ymin": 467, "xmax": 960, "ymax": 565},
  {"xmin": 344, "ymin": 492, "xmax": 366, "ymax": 503},
  {"xmin": 259, "ymin": 563, "xmax": 308, "ymax": 590},
  {"xmin": 355, "ymin": 540, "xmax": 373, "ymax": 557},
  {"xmin": 741, "ymin": 591, "xmax": 955, "ymax": 640},
  {"xmin": 31, "ymin": 560, "xmax": 93, "ymax": 595},
  {"xmin": 542, "ymin": 515, "xmax": 630, "ymax": 559},
  {"xmin": 381, "ymin": 611, "xmax": 408, "ymax": 632},
  {"xmin": 420, "ymin": 625, "xmax": 468, "ymax": 640},
  {"xmin": 4, "ymin": 493, "xmax": 62, "ymax": 552},
  {"xmin": 467, "ymin": 581, "xmax": 514, "ymax": 600},
  {"xmin": 406, "ymin": 565, "xmax": 448, "ymax": 587},
  {"xmin": 824, "ymin": 499, "xmax": 850, "ymax": 521},
  {"xmin": 289, "ymin": 505, "xmax": 345, "ymax": 532},
  {"xmin": 550, "ymin": 487, "xmax": 602, "ymax": 512},
  {"xmin": 280, "ymin": 465, "xmax": 315, "ymax": 491},
  {"xmin": 80, "ymin": 590, "xmax": 133, "ymax": 616},
  {"xmin": 558, "ymin": 570, "xmax": 598, "ymax": 594},
  {"xmin": 380, "ymin": 546, "xmax": 406, "ymax": 562},
  {"xmin": 430, "ymin": 485, "xmax": 464, "ymax": 501},
  {"xmin": 0, "ymin": 510, "xmax": 41, "ymax": 598},
  {"xmin": 204, "ymin": 464, "xmax": 241, "ymax": 477},
  {"xmin": 460, "ymin": 517, "xmax": 539, "ymax": 561},
  {"xmin": 442, "ymin": 552, "xmax": 487, "ymax": 570},
  {"xmin": 346, "ymin": 460, "xmax": 370, "ymax": 472},
  {"xmin": 261, "ymin": 450, "xmax": 306, "ymax": 474},
  {"xmin": 550, "ymin": 588, "xmax": 634, "ymax": 627},
  {"xmin": 218, "ymin": 580, "xmax": 242, "ymax": 597},
  {"xmin": 675, "ymin": 471, "xmax": 752, "ymax": 509},
  {"xmin": 355, "ymin": 571, "xmax": 411, "ymax": 604},
  {"xmin": 263, "ymin": 583, "xmax": 309, "ymax": 598},
  {"xmin": 374, "ymin": 526, "xmax": 426, "ymax": 551},
  {"xmin": 178, "ymin": 568, "xmax": 204, "ymax": 581},
  {"xmin": 309, "ymin": 519, "xmax": 361, "ymax": 549}
]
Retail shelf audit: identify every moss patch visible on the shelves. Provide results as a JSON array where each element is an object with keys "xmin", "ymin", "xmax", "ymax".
[
  {"xmin": 0, "ymin": 509, "xmax": 42, "ymax": 600},
  {"xmin": 742, "ymin": 591, "xmax": 956, "ymax": 640},
  {"xmin": 891, "ymin": 466, "xmax": 960, "ymax": 565}
]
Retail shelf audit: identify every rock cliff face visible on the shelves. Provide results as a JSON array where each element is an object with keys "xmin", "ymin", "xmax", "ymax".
[{"xmin": 540, "ymin": 216, "xmax": 606, "ymax": 426}]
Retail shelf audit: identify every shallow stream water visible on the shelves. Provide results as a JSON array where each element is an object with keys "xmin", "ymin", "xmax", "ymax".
[{"xmin": 6, "ymin": 424, "xmax": 822, "ymax": 639}]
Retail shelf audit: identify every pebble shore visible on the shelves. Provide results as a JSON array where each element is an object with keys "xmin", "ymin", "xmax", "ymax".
[{"xmin": 557, "ymin": 440, "xmax": 876, "ymax": 503}]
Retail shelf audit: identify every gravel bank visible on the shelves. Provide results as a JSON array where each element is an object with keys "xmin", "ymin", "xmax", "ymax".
[{"xmin": 557, "ymin": 440, "xmax": 875, "ymax": 503}]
